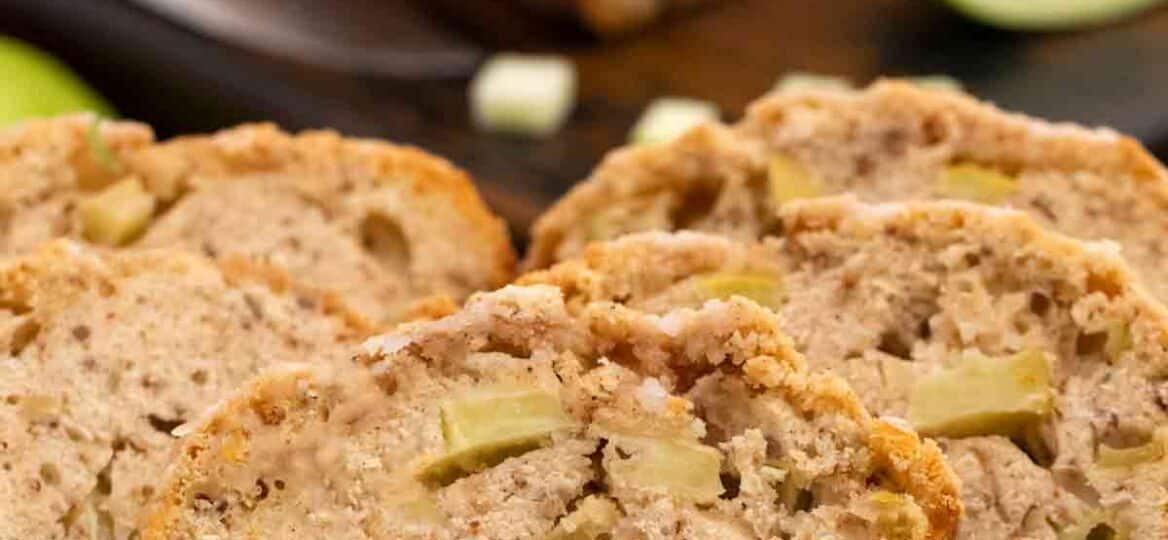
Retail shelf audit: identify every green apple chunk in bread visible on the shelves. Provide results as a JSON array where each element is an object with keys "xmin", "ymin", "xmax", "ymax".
[
  {"xmin": 141, "ymin": 285, "xmax": 961, "ymax": 539},
  {"xmin": 517, "ymin": 197, "xmax": 1168, "ymax": 538},
  {"xmin": 907, "ymin": 350, "xmax": 1054, "ymax": 439},
  {"xmin": 417, "ymin": 386, "xmax": 577, "ymax": 485},
  {"xmin": 78, "ymin": 177, "xmax": 156, "ymax": 246},
  {"xmin": 1, "ymin": 116, "xmax": 515, "ymax": 324}
]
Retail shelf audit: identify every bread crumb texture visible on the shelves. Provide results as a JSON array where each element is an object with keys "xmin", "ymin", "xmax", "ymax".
[
  {"xmin": 525, "ymin": 80, "xmax": 1168, "ymax": 306},
  {"xmin": 521, "ymin": 198, "xmax": 1168, "ymax": 538},
  {"xmin": 141, "ymin": 285, "xmax": 961, "ymax": 539},
  {"xmin": 0, "ymin": 241, "xmax": 363, "ymax": 539},
  {"xmin": 0, "ymin": 115, "xmax": 515, "ymax": 324}
]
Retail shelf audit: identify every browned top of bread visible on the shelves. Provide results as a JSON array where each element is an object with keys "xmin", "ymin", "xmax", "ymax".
[
  {"xmin": 520, "ymin": 198, "xmax": 1168, "ymax": 538},
  {"xmin": 524, "ymin": 80, "xmax": 1168, "ymax": 304},
  {"xmin": 141, "ymin": 284, "xmax": 960, "ymax": 539},
  {"xmin": 0, "ymin": 115, "xmax": 515, "ymax": 324},
  {"xmin": 0, "ymin": 241, "xmax": 366, "ymax": 539}
]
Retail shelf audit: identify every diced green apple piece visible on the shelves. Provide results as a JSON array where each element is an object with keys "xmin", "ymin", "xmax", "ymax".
[
  {"xmin": 630, "ymin": 97, "xmax": 720, "ymax": 145},
  {"xmin": 546, "ymin": 496, "xmax": 621, "ymax": 540},
  {"xmin": 773, "ymin": 72, "xmax": 854, "ymax": 93},
  {"xmin": 908, "ymin": 350, "xmax": 1053, "ymax": 438},
  {"xmin": 79, "ymin": 177, "xmax": 156, "ymax": 246},
  {"xmin": 694, "ymin": 273, "xmax": 784, "ymax": 310},
  {"xmin": 936, "ymin": 162, "xmax": 1018, "ymax": 203},
  {"xmin": 768, "ymin": 154, "xmax": 826, "ymax": 205},
  {"xmin": 604, "ymin": 434, "xmax": 723, "ymax": 503},
  {"xmin": 417, "ymin": 386, "xmax": 574, "ymax": 484},
  {"xmin": 470, "ymin": 54, "xmax": 577, "ymax": 138}
]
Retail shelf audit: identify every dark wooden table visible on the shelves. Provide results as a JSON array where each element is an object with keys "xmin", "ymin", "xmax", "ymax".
[{"xmin": 3, "ymin": 0, "xmax": 1166, "ymax": 241}]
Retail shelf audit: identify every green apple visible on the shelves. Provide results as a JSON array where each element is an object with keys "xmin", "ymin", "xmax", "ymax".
[
  {"xmin": 945, "ymin": 0, "xmax": 1165, "ymax": 31},
  {"xmin": 0, "ymin": 36, "xmax": 113, "ymax": 127}
]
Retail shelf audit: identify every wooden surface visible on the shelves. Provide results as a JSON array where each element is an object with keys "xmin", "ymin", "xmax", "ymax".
[{"xmin": 2, "ymin": 0, "xmax": 1167, "ymax": 241}]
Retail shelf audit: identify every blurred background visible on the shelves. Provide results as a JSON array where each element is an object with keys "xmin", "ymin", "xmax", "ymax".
[{"xmin": 1, "ymin": 0, "xmax": 1166, "ymax": 238}]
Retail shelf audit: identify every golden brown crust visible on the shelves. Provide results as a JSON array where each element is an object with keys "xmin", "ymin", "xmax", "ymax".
[
  {"xmin": 122, "ymin": 122, "xmax": 516, "ymax": 296},
  {"xmin": 142, "ymin": 285, "xmax": 963, "ymax": 539},
  {"xmin": 744, "ymin": 80, "xmax": 1168, "ymax": 181},
  {"xmin": 138, "ymin": 365, "xmax": 320, "ymax": 540},
  {"xmin": 869, "ymin": 421, "xmax": 962, "ymax": 540},
  {"xmin": 739, "ymin": 360, "xmax": 961, "ymax": 538},
  {"xmin": 525, "ymin": 123, "xmax": 747, "ymax": 269},
  {"xmin": 778, "ymin": 199, "xmax": 1168, "ymax": 537},
  {"xmin": 521, "ymin": 198, "xmax": 1168, "ymax": 537},
  {"xmin": 1, "ymin": 116, "xmax": 516, "ymax": 324},
  {"xmin": 524, "ymin": 81, "xmax": 1168, "ymax": 304},
  {"xmin": 527, "ymin": 235, "xmax": 965, "ymax": 538},
  {"xmin": 0, "ymin": 114, "xmax": 154, "ymax": 193}
]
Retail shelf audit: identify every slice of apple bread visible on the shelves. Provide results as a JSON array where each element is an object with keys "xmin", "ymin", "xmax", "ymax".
[
  {"xmin": 521, "ymin": 198, "xmax": 1168, "ymax": 538},
  {"xmin": 141, "ymin": 284, "xmax": 960, "ymax": 539}
]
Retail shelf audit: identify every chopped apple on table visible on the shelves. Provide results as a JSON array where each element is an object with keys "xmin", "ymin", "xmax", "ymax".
[
  {"xmin": 470, "ymin": 54, "xmax": 577, "ymax": 138},
  {"xmin": 773, "ymin": 72, "xmax": 854, "ymax": 93},
  {"xmin": 630, "ymin": 97, "xmax": 720, "ymax": 145}
]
